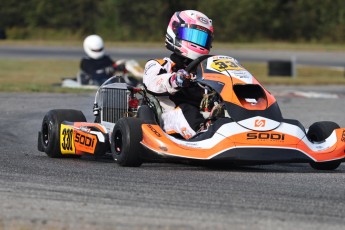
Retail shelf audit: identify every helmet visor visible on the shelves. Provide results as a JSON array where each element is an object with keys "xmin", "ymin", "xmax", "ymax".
[
  {"xmin": 91, "ymin": 47, "xmax": 104, "ymax": 52},
  {"xmin": 177, "ymin": 26, "xmax": 212, "ymax": 49}
]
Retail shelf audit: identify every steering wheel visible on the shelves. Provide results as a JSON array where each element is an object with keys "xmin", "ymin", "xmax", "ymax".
[{"xmin": 185, "ymin": 55, "xmax": 214, "ymax": 73}]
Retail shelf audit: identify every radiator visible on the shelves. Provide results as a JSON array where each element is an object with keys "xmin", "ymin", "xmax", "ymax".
[{"xmin": 100, "ymin": 83, "xmax": 128, "ymax": 123}]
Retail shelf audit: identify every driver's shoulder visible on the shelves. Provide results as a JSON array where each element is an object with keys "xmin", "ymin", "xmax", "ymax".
[
  {"xmin": 145, "ymin": 57, "xmax": 175, "ymax": 72},
  {"xmin": 148, "ymin": 57, "xmax": 173, "ymax": 66}
]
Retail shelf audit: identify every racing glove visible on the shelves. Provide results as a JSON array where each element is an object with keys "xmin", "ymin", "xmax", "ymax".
[{"xmin": 170, "ymin": 69, "xmax": 191, "ymax": 88}]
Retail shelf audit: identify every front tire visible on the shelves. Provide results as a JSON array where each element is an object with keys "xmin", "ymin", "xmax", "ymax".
[
  {"xmin": 39, "ymin": 109, "xmax": 86, "ymax": 158},
  {"xmin": 307, "ymin": 121, "xmax": 341, "ymax": 170},
  {"xmin": 310, "ymin": 161, "xmax": 341, "ymax": 171},
  {"xmin": 111, "ymin": 117, "xmax": 144, "ymax": 167}
]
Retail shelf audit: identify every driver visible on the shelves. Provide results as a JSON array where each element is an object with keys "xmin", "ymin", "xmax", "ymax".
[
  {"xmin": 80, "ymin": 34, "xmax": 125, "ymax": 86},
  {"xmin": 143, "ymin": 10, "xmax": 214, "ymax": 139}
]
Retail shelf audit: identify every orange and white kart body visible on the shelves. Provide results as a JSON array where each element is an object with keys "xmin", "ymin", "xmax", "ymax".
[
  {"xmin": 38, "ymin": 55, "xmax": 345, "ymax": 170},
  {"xmin": 61, "ymin": 59, "xmax": 144, "ymax": 89}
]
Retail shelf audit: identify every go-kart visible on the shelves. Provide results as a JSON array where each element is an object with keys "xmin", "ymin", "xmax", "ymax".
[
  {"xmin": 38, "ymin": 55, "xmax": 345, "ymax": 170},
  {"xmin": 61, "ymin": 59, "xmax": 144, "ymax": 89}
]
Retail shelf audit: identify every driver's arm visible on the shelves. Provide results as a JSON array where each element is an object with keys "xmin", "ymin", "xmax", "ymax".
[{"xmin": 143, "ymin": 59, "xmax": 179, "ymax": 95}]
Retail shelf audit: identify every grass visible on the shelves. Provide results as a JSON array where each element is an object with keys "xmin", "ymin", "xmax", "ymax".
[
  {"xmin": 0, "ymin": 59, "xmax": 92, "ymax": 93},
  {"xmin": 214, "ymin": 42, "xmax": 345, "ymax": 52},
  {"xmin": 0, "ymin": 59, "xmax": 344, "ymax": 93},
  {"xmin": 244, "ymin": 63, "xmax": 345, "ymax": 85},
  {"xmin": 1, "ymin": 40, "xmax": 345, "ymax": 52}
]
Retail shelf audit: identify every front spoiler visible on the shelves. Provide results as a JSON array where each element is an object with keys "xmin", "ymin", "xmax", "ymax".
[{"xmin": 212, "ymin": 147, "xmax": 316, "ymax": 163}]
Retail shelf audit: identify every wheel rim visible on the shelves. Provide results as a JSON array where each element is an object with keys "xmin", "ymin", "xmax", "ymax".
[
  {"xmin": 114, "ymin": 130, "xmax": 123, "ymax": 154},
  {"xmin": 42, "ymin": 121, "xmax": 52, "ymax": 147}
]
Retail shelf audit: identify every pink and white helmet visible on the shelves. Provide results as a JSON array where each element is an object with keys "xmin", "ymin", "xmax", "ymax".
[{"xmin": 165, "ymin": 10, "xmax": 214, "ymax": 60}]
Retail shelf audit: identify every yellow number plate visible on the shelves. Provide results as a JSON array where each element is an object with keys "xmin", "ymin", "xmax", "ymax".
[
  {"xmin": 60, "ymin": 124, "xmax": 75, "ymax": 154},
  {"xmin": 210, "ymin": 58, "xmax": 244, "ymax": 72}
]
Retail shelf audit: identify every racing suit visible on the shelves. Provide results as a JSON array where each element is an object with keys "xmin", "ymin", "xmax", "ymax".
[{"xmin": 143, "ymin": 53, "xmax": 205, "ymax": 139}]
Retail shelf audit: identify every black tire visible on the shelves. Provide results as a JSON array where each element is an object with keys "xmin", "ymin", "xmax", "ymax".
[
  {"xmin": 310, "ymin": 161, "xmax": 341, "ymax": 171},
  {"xmin": 307, "ymin": 121, "xmax": 341, "ymax": 170},
  {"xmin": 111, "ymin": 117, "xmax": 144, "ymax": 167},
  {"xmin": 307, "ymin": 121, "xmax": 340, "ymax": 142},
  {"xmin": 39, "ymin": 109, "xmax": 86, "ymax": 158}
]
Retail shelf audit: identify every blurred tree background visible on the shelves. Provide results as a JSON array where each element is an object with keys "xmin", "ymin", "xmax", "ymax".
[{"xmin": 0, "ymin": 0, "xmax": 344, "ymax": 43}]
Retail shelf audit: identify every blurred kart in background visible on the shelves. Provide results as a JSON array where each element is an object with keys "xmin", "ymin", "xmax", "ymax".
[{"xmin": 61, "ymin": 59, "xmax": 144, "ymax": 89}]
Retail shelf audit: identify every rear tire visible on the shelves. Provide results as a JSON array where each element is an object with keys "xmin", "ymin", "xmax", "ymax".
[
  {"xmin": 111, "ymin": 117, "xmax": 144, "ymax": 167},
  {"xmin": 39, "ymin": 109, "xmax": 86, "ymax": 158},
  {"xmin": 307, "ymin": 121, "xmax": 341, "ymax": 170}
]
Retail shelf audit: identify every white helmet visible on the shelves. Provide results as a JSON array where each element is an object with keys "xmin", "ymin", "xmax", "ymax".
[
  {"xmin": 83, "ymin": 34, "xmax": 105, "ymax": 59},
  {"xmin": 165, "ymin": 10, "xmax": 214, "ymax": 60}
]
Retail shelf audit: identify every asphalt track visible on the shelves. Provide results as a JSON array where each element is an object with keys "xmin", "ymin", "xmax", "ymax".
[{"xmin": 1, "ymin": 86, "xmax": 345, "ymax": 230}]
